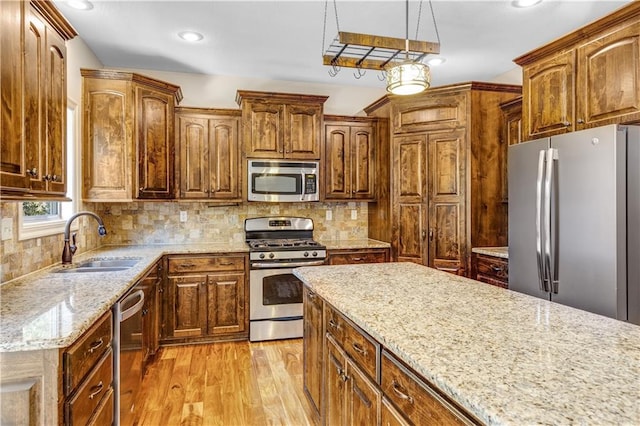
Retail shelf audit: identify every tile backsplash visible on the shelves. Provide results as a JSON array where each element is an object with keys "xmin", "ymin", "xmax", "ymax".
[{"xmin": 94, "ymin": 201, "xmax": 368, "ymax": 245}]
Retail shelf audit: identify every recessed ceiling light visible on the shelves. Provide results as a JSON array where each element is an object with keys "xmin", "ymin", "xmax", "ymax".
[
  {"xmin": 512, "ymin": 0, "xmax": 543, "ymax": 8},
  {"xmin": 178, "ymin": 31, "xmax": 204, "ymax": 42},
  {"xmin": 427, "ymin": 57, "xmax": 446, "ymax": 66},
  {"xmin": 66, "ymin": 0, "xmax": 93, "ymax": 10}
]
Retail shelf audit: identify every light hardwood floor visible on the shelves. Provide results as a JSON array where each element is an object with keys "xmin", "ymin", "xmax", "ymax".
[{"xmin": 133, "ymin": 339, "xmax": 317, "ymax": 426}]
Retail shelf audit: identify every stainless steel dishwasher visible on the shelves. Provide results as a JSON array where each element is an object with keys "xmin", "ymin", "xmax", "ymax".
[{"xmin": 113, "ymin": 285, "xmax": 145, "ymax": 426}]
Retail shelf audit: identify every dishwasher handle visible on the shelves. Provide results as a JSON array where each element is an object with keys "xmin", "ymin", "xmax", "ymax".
[{"xmin": 119, "ymin": 289, "xmax": 145, "ymax": 322}]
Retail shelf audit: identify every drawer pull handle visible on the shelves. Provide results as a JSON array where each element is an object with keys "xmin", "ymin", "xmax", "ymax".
[
  {"xmin": 392, "ymin": 380, "xmax": 414, "ymax": 404},
  {"xmin": 88, "ymin": 381, "xmax": 104, "ymax": 400},
  {"xmin": 180, "ymin": 263, "xmax": 195, "ymax": 268},
  {"xmin": 307, "ymin": 292, "xmax": 316, "ymax": 300},
  {"xmin": 352, "ymin": 257, "xmax": 363, "ymax": 261},
  {"xmin": 328, "ymin": 319, "xmax": 341, "ymax": 330},
  {"xmin": 491, "ymin": 266, "xmax": 503, "ymax": 272},
  {"xmin": 352, "ymin": 342, "xmax": 367, "ymax": 355},
  {"xmin": 88, "ymin": 338, "xmax": 104, "ymax": 354},
  {"xmin": 219, "ymin": 262, "xmax": 233, "ymax": 266}
]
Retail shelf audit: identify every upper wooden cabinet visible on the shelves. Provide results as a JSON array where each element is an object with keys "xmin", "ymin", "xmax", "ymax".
[
  {"xmin": 0, "ymin": 1, "xmax": 76, "ymax": 200},
  {"xmin": 324, "ymin": 116, "xmax": 377, "ymax": 201},
  {"xmin": 515, "ymin": 2, "xmax": 640, "ymax": 140},
  {"xmin": 81, "ymin": 69, "xmax": 182, "ymax": 201},
  {"xmin": 175, "ymin": 108, "xmax": 241, "ymax": 201},
  {"xmin": 499, "ymin": 97, "xmax": 522, "ymax": 202},
  {"xmin": 236, "ymin": 90, "xmax": 328, "ymax": 160},
  {"xmin": 366, "ymin": 82, "xmax": 521, "ymax": 276}
]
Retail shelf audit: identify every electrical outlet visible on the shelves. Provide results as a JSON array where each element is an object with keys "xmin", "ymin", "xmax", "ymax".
[
  {"xmin": 351, "ymin": 210, "xmax": 357, "ymax": 220},
  {"xmin": 1, "ymin": 218, "xmax": 13, "ymax": 241},
  {"xmin": 326, "ymin": 210, "xmax": 333, "ymax": 221},
  {"xmin": 179, "ymin": 211, "xmax": 188, "ymax": 222}
]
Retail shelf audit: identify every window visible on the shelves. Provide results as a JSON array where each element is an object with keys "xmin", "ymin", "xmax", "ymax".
[{"xmin": 19, "ymin": 101, "xmax": 78, "ymax": 240}]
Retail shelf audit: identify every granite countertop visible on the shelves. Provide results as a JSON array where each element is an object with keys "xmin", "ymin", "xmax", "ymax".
[
  {"xmin": 472, "ymin": 246, "xmax": 509, "ymax": 259},
  {"xmin": 0, "ymin": 243, "xmax": 248, "ymax": 353},
  {"xmin": 294, "ymin": 262, "xmax": 640, "ymax": 425},
  {"xmin": 320, "ymin": 238, "xmax": 390, "ymax": 250}
]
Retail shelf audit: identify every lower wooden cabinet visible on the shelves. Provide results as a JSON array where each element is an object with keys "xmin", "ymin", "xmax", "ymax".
[
  {"xmin": 162, "ymin": 254, "xmax": 248, "ymax": 344},
  {"xmin": 471, "ymin": 253, "xmax": 509, "ymax": 289},
  {"xmin": 381, "ymin": 396, "xmax": 410, "ymax": 426},
  {"xmin": 327, "ymin": 247, "xmax": 390, "ymax": 265},
  {"xmin": 302, "ymin": 287, "xmax": 323, "ymax": 419},
  {"xmin": 140, "ymin": 260, "xmax": 162, "ymax": 375}
]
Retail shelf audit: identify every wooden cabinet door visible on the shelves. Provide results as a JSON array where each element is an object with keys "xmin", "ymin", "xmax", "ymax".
[
  {"xmin": 205, "ymin": 272, "xmax": 245, "ymax": 335},
  {"xmin": 381, "ymin": 397, "xmax": 410, "ymax": 426},
  {"xmin": 523, "ymin": 50, "xmax": 575, "ymax": 139},
  {"xmin": 303, "ymin": 288, "xmax": 323, "ymax": 418},
  {"xmin": 500, "ymin": 98, "xmax": 522, "ymax": 202},
  {"xmin": 325, "ymin": 124, "xmax": 351, "ymax": 199},
  {"xmin": 284, "ymin": 104, "xmax": 322, "ymax": 159},
  {"xmin": 245, "ymin": 102, "xmax": 284, "ymax": 158},
  {"xmin": 325, "ymin": 335, "xmax": 347, "ymax": 426},
  {"xmin": 209, "ymin": 117, "xmax": 240, "ymax": 200},
  {"xmin": 178, "ymin": 115, "xmax": 209, "ymax": 199},
  {"xmin": 576, "ymin": 22, "xmax": 640, "ymax": 129},
  {"xmin": 83, "ymin": 78, "xmax": 132, "ymax": 201},
  {"xmin": 167, "ymin": 275, "xmax": 206, "ymax": 338},
  {"xmin": 427, "ymin": 130, "xmax": 466, "ymax": 275},
  {"xmin": 136, "ymin": 86, "xmax": 174, "ymax": 199},
  {"xmin": 345, "ymin": 358, "xmax": 380, "ymax": 426},
  {"xmin": 350, "ymin": 125, "xmax": 375, "ymax": 199},
  {"xmin": 393, "ymin": 134, "xmax": 427, "ymax": 264}
]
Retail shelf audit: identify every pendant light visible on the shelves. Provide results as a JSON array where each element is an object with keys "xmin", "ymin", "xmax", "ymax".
[{"xmin": 386, "ymin": 0, "xmax": 430, "ymax": 95}]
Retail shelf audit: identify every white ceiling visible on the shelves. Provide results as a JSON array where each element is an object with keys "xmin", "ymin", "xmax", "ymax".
[{"xmin": 54, "ymin": 0, "xmax": 631, "ymax": 90}]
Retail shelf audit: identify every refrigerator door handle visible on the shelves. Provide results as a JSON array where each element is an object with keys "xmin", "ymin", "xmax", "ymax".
[
  {"xmin": 536, "ymin": 149, "xmax": 547, "ymax": 292},
  {"xmin": 544, "ymin": 148, "xmax": 559, "ymax": 294}
]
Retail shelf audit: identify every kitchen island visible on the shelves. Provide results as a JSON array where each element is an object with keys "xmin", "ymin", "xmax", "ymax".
[{"xmin": 294, "ymin": 262, "xmax": 640, "ymax": 425}]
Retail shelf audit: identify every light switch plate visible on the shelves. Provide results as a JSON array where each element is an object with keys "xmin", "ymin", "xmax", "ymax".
[
  {"xmin": 1, "ymin": 218, "xmax": 13, "ymax": 241},
  {"xmin": 326, "ymin": 210, "xmax": 332, "ymax": 221},
  {"xmin": 179, "ymin": 211, "xmax": 188, "ymax": 222},
  {"xmin": 351, "ymin": 210, "xmax": 357, "ymax": 220}
]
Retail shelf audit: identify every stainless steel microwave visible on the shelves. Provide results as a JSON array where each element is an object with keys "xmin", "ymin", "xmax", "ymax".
[{"xmin": 247, "ymin": 159, "xmax": 319, "ymax": 202}]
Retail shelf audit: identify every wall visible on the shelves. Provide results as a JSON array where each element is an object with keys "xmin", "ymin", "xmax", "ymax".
[
  {"xmin": 0, "ymin": 38, "xmax": 103, "ymax": 283},
  {"xmin": 93, "ymin": 202, "xmax": 368, "ymax": 245}
]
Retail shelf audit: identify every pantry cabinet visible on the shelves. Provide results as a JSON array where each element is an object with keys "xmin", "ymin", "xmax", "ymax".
[
  {"xmin": 515, "ymin": 2, "xmax": 640, "ymax": 140},
  {"xmin": 162, "ymin": 254, "xmax": 248, "ymax": 344},
  {"xmin": 0, "ymin": 0, "xmax": 76, "ymax": 199},
  {"xmin": 82, "ymin": 69, "xmax": 182, "ymax": 201},
  {"xmin": 324, "ymin": 116, "xmax": 376, "ymax": 200},
  {"xmin": 236, "ymin": 90, "xmax": 328, "ymax": 160},
  {"xmin": 367, "ymin": 82, "xmax": 520, "ymax": 275},
  {"xmin": 175, "ymin": 108, "xmax": 241, "ymax": 201}
]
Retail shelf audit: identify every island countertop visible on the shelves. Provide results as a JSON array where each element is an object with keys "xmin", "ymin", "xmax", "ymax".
[{"xmin": 293, "ymin": 262, "xmax": 640, "ymax": 425}]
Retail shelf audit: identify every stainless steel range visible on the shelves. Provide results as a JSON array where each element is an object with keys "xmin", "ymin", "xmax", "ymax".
[{"xmin": 245, "ymin": 217, "xmax": 327, "ymax": 341}]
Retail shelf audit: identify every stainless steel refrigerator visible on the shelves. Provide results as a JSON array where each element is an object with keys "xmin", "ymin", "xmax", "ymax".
[{"xmin": 508, "ymin": 124, "xmax": 640, "ymax": 325}]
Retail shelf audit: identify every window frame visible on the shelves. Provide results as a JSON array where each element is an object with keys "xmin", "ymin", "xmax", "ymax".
[{"xmin": 18, "ymin": 99, "xmax": 80, "ymax": 240}]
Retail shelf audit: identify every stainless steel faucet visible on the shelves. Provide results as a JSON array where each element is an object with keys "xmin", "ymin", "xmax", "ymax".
[{"xmin": 62, "ymin": 211, "xmax": 107, "ymax": 264}]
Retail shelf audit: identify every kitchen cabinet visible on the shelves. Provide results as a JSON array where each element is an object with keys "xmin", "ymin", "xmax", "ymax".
[
  {"xmin": 324, "ymin": 116, "xmax": 376, "ymax": 200},
  {"xmin": 0, "ymin": 0, "xmax": 76, "ymax": 199},
  {"xmin": 499, "ymin": 97, "xmax": 522, "ymax": 202},
  {"xmin": 162, "ymin": 254, "xmax": 248, "ymax": 344},
  {"xmin": 302, "ymin": 287, "xmax": 323, "ymax": 420},
  {"xmin": 471, "ymin": 252, "xmax": 509, "ymax": 289},
  {"xmin": 327, "ymin": 247, "xmax": 389, "ymax": 265},
  {"xmin": 236, "ymin": 90, "xmax": 328, "ymax": 160},
  {"xmin": 140, "ymin": 260, "xmax": 162, "ymax": 374},
  {"xmin": 367, "ymin": 82, "xmax": 520, "ymax": 275},
  {"xmin": 82, "ymin": 69, "xmax": 183, "ymax": 201},
  {"xmin": 175, "ymin": 108, "xmax": 241, "ymax": 201},
  {"xmin": 515, "ymin": 2, "xmax": 640, "ymax": 140},
  {"xmin": 62, "ymin": 311, "xmax": 114, "ymax": 425}
]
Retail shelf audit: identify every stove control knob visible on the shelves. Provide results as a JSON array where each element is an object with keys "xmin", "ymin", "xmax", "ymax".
[
  {"xmin": 259, "ymin": 253, "xmax": 265, "ymax": 259},
  {"xmin": 304, "ymin": 252, "xmax": 309, "ymax": 257},
  {"xmin": 312, "ymin": 251, "xmax": 318, "ymax": 257},
  {"xmin": 269, "ymin": 253, "xmax": 275, "ymax": 259}
]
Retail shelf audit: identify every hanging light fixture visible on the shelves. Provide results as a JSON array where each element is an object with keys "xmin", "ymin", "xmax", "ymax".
[{"xmin": 386, "ymin": 0, "xmax": 430, "ymax": 95}]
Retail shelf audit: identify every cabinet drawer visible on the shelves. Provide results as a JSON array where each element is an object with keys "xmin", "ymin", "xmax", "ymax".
[
  {"xmin": 325, "ymin": 303, "xmax": 379, "ymax": 381},
  {"xmin": 87, "ymin": 386, "xmax": 114, "ymax": 426},
  {"xmin": 381, "ymin": 350, "xmax": 477, "ymax": 425},
  {"xmin": 328, "ymin": 249, "xmax": 389, "ymax": 265},
  {"xmin": 474, "ymin": 254, "xmax": 508, "ymax": 288},
  {"xmin": 168, "ymin": 255, "xmax": 245, "ymax": 274},
  {"xmin": 63, "ymin": 311, "xmax": 112, "ymax": 395},
  {"xmin": 65, "ymin": 349, "xmax": 113, "ymax": 426}
]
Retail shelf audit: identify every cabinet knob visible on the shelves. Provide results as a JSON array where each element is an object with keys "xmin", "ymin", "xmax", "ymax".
[
  {"xmin": 577, "ymin": 118, "xmax": 585, "ymax": 124},
  {"xmin": 51, "ymin": 174, "xmax": 58, "ymax": 182},
  {"xmin": 27, "ymin": 168, "xmax": 38, "ymax": 178},
  {"xmin": 562, "ymin": 121, "xmax": 571, "ymax": 127},
  {"xmin": 139, "ymin": 187, "xmax": 144, "ymax": 193}
]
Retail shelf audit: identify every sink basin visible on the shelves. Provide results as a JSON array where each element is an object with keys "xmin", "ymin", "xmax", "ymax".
[{"xmin": 54, "ymin": 258, "xmax": 141, "ymax": 273}]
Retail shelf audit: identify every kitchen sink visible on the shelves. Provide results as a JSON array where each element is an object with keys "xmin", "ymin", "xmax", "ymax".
[{"xmin": 54, "ymin": 258, "xmax": 141, "ymax": 273}]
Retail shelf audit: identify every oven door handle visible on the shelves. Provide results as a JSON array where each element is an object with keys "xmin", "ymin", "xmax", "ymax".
[
  {"xmin": 119, "ymin": 289, "xmax": 145, "ymax": 322},
  {"xmin": 251, "ymin": 260, "xmax": 326, "ymax": 268}
]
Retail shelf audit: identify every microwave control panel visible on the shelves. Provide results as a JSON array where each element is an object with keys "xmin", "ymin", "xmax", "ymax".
[{"xmin": 305, "ymin": 174, "xmax": 317, "ymax": 194}]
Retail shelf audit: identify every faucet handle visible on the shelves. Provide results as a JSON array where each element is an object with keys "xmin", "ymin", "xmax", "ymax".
[{"xmin": 70, "ymin": 233, "xmax": 78, "ymax": 254}]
